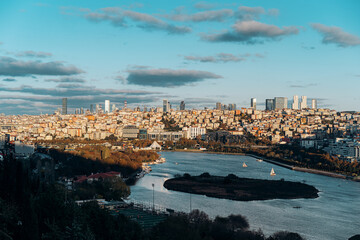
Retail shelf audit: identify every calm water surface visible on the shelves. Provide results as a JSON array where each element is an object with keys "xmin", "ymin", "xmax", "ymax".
[{"xmin": 129, "ymin": 152, "xmax": 360, "ymax": 240}]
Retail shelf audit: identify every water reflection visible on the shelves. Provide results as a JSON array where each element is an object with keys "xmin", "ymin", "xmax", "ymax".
[{"xmin": 130, "ymin": 152, "xmax": 360, "ymax": 240}]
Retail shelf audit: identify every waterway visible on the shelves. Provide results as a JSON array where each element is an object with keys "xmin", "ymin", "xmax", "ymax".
[{"xmin": 129, "ymin": 151, "xmax": 360, "ymax": 240}]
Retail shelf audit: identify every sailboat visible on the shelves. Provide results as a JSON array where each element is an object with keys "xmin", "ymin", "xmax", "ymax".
[
  {"xmin": 270, "ymin": 168, "xmax": 276, "ymax": 176},
  {"xmin": 243, "ymin": 162, "xmax": 247, "ymax": 168}
]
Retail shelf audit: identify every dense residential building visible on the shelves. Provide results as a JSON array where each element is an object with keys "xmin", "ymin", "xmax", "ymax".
[
  {"xmin": 183, "ymin": 127, "xmax": 206, "ymax": 139},
  {"xmin": 265, "ymin": 99, "xmax": 274, "ymax": 111},
  {"xmin": 251, "ymin": 98, "xmax": 256, "ymax": 110},
  {"xmin": 122, "ymin": 125, "xmax": 139, "ymax": 139},
  {"xmin": 300, "ymin": 96, "xmax": 307, "ymax": 110},
  {"xmin": 292, "ymin": 95, "xmax": 299, "ymax": 110},
  {"xmin": 62, "ymin": 98, "xmax": 67, "ymax": 115},
  {"xmin": 147, "ymin": 130, "xmax": 183, "ymax": 142},
  {"xmin": 324, "ymin": 138, "xmax": 360, "ymax": 162},
  {"xmin": 274, "ymin": 97, "xmax": 288, "ymax": 110},
  {"xmin": 2, "ymin": 104, "xmax": 360, "ymax": 162}
]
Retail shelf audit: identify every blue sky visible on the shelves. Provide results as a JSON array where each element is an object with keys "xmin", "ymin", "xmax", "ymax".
[{"xmin": 0, "ymin": 0, "xmax": 359, "ymax": 114}]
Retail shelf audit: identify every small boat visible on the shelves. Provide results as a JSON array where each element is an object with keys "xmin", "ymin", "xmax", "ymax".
[
  {"xmin": 256, "ymin": 159, "xmax": 263, "ymax": 162},
  {"xmin": 158, "ymin": 157, "xmax": 166, "ymax": 163},
  {"xmin": 175, "ymin": 162, "xmax": 178, "ymax": 165},
  {"xmin": 243, "ymin": 162, "xmax": 247, "ymax": 168},
  {"xmin": 270, "ymin": 168, "xmax": 276, "ymax": 176}
]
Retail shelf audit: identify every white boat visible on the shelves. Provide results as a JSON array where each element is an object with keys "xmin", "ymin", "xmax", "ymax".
[
  {"xmin": 243, "ymin": 162, "xmax": 247, "ymax": 168},
  {"xmin": 256, "ymin": 159, "xmax": 263, "ymax": 162},
  {"xmin": 270, "ymin": 168, "xmax": 276, "ymax": 176}
]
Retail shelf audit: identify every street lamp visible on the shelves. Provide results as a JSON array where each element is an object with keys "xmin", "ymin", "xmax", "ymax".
[
  {"xmin": 152, "ymin": 183, "xmax": 155, "ymax": 211},
  {"xmin": 190, "ymin": 193, "xmax": 192, "ymax": 212}
]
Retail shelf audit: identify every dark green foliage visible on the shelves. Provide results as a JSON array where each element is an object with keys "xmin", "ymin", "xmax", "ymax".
[
  {"xmin": 151, "ymin": 210, "xmax": 266, "ymax": 240},
  {"xmin": 0, "ymin": 152, "xmax": 307, "ymax": 240},
  {"xmin": 199, "ymin": 172, "xmax": 211, "ymax": 178},
  {"xmin": 349, "ymin": 235, "xmax": 360, "ymax": 240},
  {"xmin": 183, "ymin": 173, "xmax": 191, "ymax": 178},
  {"xmin": 73, "ymin": 177, "xmax": 130, "ymax": 200},
  {"xmin": 267, "ymin": 231, "xmax": 305, "ymax": 240},
  {"xmin": 161, "ymin": 116, "xmax": 181, "ymax": 131},
  {"xmin": 0, "ymin": 154, "xmax": 142, "ymax": 240}
]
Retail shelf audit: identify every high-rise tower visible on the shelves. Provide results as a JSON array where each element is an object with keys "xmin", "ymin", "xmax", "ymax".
[
  {"xmin": 105, "ymin": 100, "xmax": 110, "ymax": 113},
  {"xmin": 311, "ymin": 99, "xmax": 317, "ymax": 109},
  {"xmin": 300, "ymin": 96, "xmax": 307, "ymax": 109},
  {"xmin": 292, "ymin": 95, "xmax": 299, "ymax": 110},
  {"xmin": 251, "ymin": 98, "xmax": 257, "ymax": 110},
  {"xmin": 62, "ymin": 98, "xmax": 67, "ymax": 115},
  {"xmin": 163, "ymin": 99, "xmax": 170, "ymax": 113},
  {"xmin": 265, "ymin": 99, "xmax": 274, "ymax": 111},
  {"xmin": 180, "ymin": 101, "xmax": 185, "ymax": 110},
  {"xmin": 274, "ymin": 97, "xmax": 288, "ymax": 110},
  {"xmin": 216, "ymin": 102, "xmax": 222, "ymax": 110}
]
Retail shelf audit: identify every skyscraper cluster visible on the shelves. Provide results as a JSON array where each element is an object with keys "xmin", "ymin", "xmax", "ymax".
[
  {"xmin": 292, "ymin": 95, "xmax": 317, "ymax": 110},
  {"xmin": 163, "ymin": 99, "xmax": 170, "ymax": 113},
  {"xmin": 163, "ymin": 99, "xmax": 187, "ymax": 112},
  {"xmin": 265, "ymin": 97, "xmax": 288, "ymax": 111},
  {"xmin": 263, "ymin": 95, "xmax": 317, "ymax": 111},
  {"xmin": 60, "ymin": 96, "xmax": 318, "ymax": 115},
  {"xmin": 215, "ymin": 102, "xmax": 236, "ymax": 111}
]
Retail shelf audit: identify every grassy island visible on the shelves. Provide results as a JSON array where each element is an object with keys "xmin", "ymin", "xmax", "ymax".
[{"xmin": 164, "ymin": 173, "xmax": 319, "ymax": 201}]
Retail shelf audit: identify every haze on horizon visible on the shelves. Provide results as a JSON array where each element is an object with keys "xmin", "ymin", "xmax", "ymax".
[{"xmin": 0, "ymin": 0, "xmax": 359, "ymax": 115}]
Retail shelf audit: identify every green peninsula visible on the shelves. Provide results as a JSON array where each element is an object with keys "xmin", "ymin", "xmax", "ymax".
[{"xmin": 164, "ymin": 173, "xmax": 319, "ymax": 201}]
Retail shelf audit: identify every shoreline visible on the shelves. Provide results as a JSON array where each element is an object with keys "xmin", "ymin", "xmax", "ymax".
[{"xmin": 163, "ymin": 149, "xmax": 358, "ymax": 182}]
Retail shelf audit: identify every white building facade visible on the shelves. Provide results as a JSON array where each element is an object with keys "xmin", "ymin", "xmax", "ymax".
[
  {"xmin": 105, "ymin": 100, "xmax": 110, "ymax": 113},
  {"xmin": 183, "ymin": 127, "xmax": 206, "ymax": 139}
]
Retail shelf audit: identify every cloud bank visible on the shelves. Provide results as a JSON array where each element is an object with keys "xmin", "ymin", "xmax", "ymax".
[
  {"xmin": 194, "ymin": 2, "xmax": 217, "ymax": 10},
  {"xmin": 84, "ymin": 7, "xmax": 191, "ymax": 34},
  {"xmin": 0, "ymin": 56, "xmax": 84, "ymax": 76},
  {"xmin": 44, "ymin": 77, "xmax": 86, "ymax": 83},
  {"xmin": 15, "ymin": 51, "xmax": 52, "ymax": 58},
  {"xmin": 126, "ymin": 68, "xmax": 222, "ymax": 87},
  {"xmin": 202, "ymin": 20, "xmax": 299, "ymax": 44},
  {"xmin": 3, "ymin": 78, "xmax": 16, "ymax": 82},
  {"xmin": 184, "ymin": 53, "xmax": 244, "ymax": 63},
  {"xmin": 164, "ymin": 9, "xmax": 234, "ymax": 22},
  {"xmin": 311, "ymin": 23, "xmax": 360, "ymax": 47}
]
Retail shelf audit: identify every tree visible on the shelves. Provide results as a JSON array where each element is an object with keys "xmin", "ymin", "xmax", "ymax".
[{"xmin": 268, "ymin": 231, "xmax": 305, "ymax": 240}]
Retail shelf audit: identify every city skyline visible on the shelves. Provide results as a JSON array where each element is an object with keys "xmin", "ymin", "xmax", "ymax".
[
  {"xmin": 0, "ymin": 0, "xmax": 360, "ymax": 115},
  {"xmin": 62, "ymin": 95, "xmax": 320, "ymax": 114}
]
